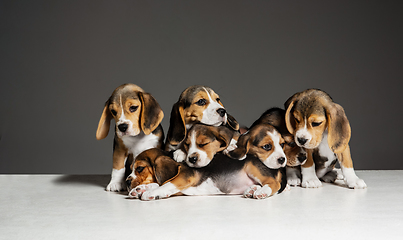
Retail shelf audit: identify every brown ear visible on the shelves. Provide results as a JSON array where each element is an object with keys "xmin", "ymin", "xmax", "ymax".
[
  {"xmin": 214, "ymin": 126, "xmax": 235, "ymax": 151},
  {"xmin": 227, "ymin": 132, "xmax": 251, "ymax": 159},
  {"xmin": 166, "ymin": 102, "xmax": 186, "ymax": 147},
  {"xmin": 226, "ymin": 113, "xmax": 239, "ymax": 131},
  {"xmin": 326, "ymin": 103, "xmax": 351, "ymax": 154},
  {"xmin": 285, "ymin": 100, "xmax": 296, "ymax": 135},
  {"xmin": 138, "ymin": 92, "xmax": 164, "ymax": 135},
  {"xmin": 153, "ymin": 155, "xmax": 181, "ymax": 185},
  {"xmin": 96, "ymin": 101, "xmax": 112, "ymax": 140}
]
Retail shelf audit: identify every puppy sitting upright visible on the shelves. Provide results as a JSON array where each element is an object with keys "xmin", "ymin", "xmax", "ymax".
[
  {"xmin": 251, "ymin": 107, "xmax": 307, "ymax": 186},
  {"xmin": 173, "ymin": 124, "xmax": 236, "ymax": 167},
  {"xmin": 284, "ymin": 88, "xmax": 366, "ymax": 189},
  {"xmin": 165, "ymin": 85, "xmax": 239, "ymax": 151},
  {"xmin": 96, "ymin": 83, "xmax": 164, "ymax": 191}
]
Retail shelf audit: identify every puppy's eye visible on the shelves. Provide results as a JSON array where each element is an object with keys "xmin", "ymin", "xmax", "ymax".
[
  {"xmin": 262, "ymin": 144, "xmax": 272, "ymax": 151},
  {"xmin": 111, "ymin": 110, "xmax": 117, "ymax": 116},
  {"xmin": 196, "ymin": 99, "xmax": 207, "ymax": 106},
  {"xmin": 312, "ymin": 122, "xmax": 322, "ymax": 127},
  {"xmin": 198, "ymin": 143, "xmax": 208, "ymax": 148},
  {"xmin": 129, "ymin": 106, "xmax": 138, "ymax": 113},
  {"xmin": 295, "ymin": 118, "xmax": 300, "ymax": 124},
  {"xmin": 280, "ymin": 143, "xmax": 285, "ymax": 148},
  {"xmin": 135, "ymin": 166, "xmax": 145, "ymax": 173},
  {"xmin": 288, "ymin": 141, "xmax": 296, "ymax": 147}
]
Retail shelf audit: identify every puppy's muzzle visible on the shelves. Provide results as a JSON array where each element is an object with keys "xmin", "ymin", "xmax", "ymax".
[
  {"xmin": 118, "ymin": 123, "xmax": 128, "ymax": 133},
  {"xmin": 297, "ymin": 137, "xmax": 308, "ymax": 146},
  {"xmin": 277, "ymin": 157, "xmax": 286, "ymax": 165},
  {"xmin": 217, "ymin": 108, "xmax": 226, "ymax": 117},
  {"xmin": 297, "ymin": 153, "xmax": 307, "ymax": 163}
]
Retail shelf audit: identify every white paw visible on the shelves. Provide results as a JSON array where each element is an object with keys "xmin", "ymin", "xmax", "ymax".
[
  {"xmin": 243, "ymin": 185, "xmax": 261, "ymax": 198},
  {"xmin": 141, "ymin": 188, "xmax": 170, "ymax": 201},
  {"xmin": 128, "ymin": 183, "xmax": 159, "ymax": 198},
  {"xmin": 287, "ymin": 176, "xmax": 301, "ymax": 186},
  {"xmin": 301, "ymin": 177, "xmax": 322, "ymax": 188},
  {"xmin": 106, "ymin": 180, "xmax": 126, "ymax": 192},
  {"xmin": 173, "ymin": 149, "xmax": 186, "ymax": 162},
  {"xmin": 253, "ymin": 185, "xmax": 272, "ymax": 199},
  {"xmin": 345, "ymin": 178, "xmax": 367, "ymax": 189},
  {"xmin": 224, "ymin": 139, "xmax": 238, "ymax": 153}
]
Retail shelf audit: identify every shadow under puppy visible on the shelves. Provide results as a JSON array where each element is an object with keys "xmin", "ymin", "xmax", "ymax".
[
  {"xmin": 127, "ymin": 148, "xmax": 287, "ymax": 201},
  {"xmin": 165, "ymin": 85, "xmax": 239, "ymax": 151},
  {"xmin": 96, "ymin": 83, "xmax": 164, "ymax": 191},
  {"xmin": 250, "ymin": 107, "xmax": 307, "ymax": 186},
  {"xmin": 284, "ymin": 88, "xmax": 366, "ymax": 189}
]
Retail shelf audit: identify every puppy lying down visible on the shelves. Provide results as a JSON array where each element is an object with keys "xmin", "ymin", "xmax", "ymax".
[{"xmin": 127, "ymin": 148, "xmax": 287, "ymax": 201}]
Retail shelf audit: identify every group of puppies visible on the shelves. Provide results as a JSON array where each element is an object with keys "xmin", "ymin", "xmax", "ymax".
[{"xmin": 96, "ymin": 84, "xmax": 367, "ymax": 201}]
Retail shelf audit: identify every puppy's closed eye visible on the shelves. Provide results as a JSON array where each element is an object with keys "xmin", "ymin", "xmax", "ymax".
[
  {"xmin": 136, "ymin": 166, "xmax": 145, "ymax": 173},
  {"xmin": 129, "ymin": 106, "xmax": 138, "ymax": 113},
  {"xmin": 311, "ymin": 122, "xmax": 322, "ymax": 127}
]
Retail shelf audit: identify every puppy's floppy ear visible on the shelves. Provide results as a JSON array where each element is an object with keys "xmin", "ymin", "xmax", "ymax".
[
  {"xmin": 226, "ymin": 113, "xmax": 240, "ymax": 131},
  {"xmin": 325, "ymin": 103, "xmax": 351, "ymax": 154},
  {"xmin": 285, "ymin": 100, "xmax": 296, "ymax": 135},
  {"xmin": 213, "ymin": 126, "xmax": 235, "ymax": 151},
  {"xmin": 227, "ymin": 131, "xmax": 251, "ymax": 159},
  {"xmin": 166, "ymin": 102, "xmax": 186, "ymax": 146},
  {"xmin": 138, "ymin": 92, "xmax": 164, "ymax": 135},
  {"xmin": 153, "ymin": 155, "xmax": 181, "ymax": 185},
  {"xmin": 96, "ymin": 100, "xmax": 112, "ymax": 140}
]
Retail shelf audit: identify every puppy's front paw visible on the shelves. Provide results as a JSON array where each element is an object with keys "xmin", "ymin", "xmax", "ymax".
[
  {"xmin": 173, "ymin": 149, "xmax": 186, "ymax": 162},
  {"xmin": 346, "ymin": 178, "xmax": 367, "ymax": 189},
  {"xmin": 128, "ymin": 183, "xmax": 159, "ymax": 198},
  {"xmin": 301, "ymin": 177, "xmax": 322, "ymax": 188},
  {"xmin": 141, "ymin": 189, "xmax": 170, "ymax": 201},
  {"xmin": 287, "ymin": 176, "xmax": 301, "ymax": 186},
  {"xmin": 320, "ymin": 170, "xmax": 338, "ymax": 183},
  {"xmin": 106, "ymin": 180, "xmax": 126, "ymax": 192},
  {"xmin": 253, "ymin": 185, "xmax": 272, "ymax": 199},
  {"xmin": 243, "ymin": 185, "xmax": 261, "ymax": 198}
]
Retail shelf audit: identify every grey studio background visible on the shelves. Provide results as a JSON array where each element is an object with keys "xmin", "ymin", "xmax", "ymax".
[{"xmin": 1, "ymin": 0, "xmax": 402, "ymax": 174}]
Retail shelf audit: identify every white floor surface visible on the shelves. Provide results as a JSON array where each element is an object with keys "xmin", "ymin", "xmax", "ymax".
[{"xmin": 1, "ymin": 171, "xmax": 402, "ymax": 240}]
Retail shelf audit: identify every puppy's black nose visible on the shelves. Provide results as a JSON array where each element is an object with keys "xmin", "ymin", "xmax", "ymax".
[
  {"xmin": 277, "ymin": 157, "xmax": 285, "ymax": 165},
  {"xmin": 188, "ymin": 156, "xmax": 198, "ymax": 164},
  {"xmin": 217, "ymin": 108, "xmax": 226, "ymax": 117},
  {"xmin": 126, "ymin": 179, "xmax": 132, "ymax": 187},
  {"xmin": 297, "ymin": 138, "xmax": 308, "ymax": 145},
  {"xmin": 298, "ymin": 154, "xmax": 307, "ymax": 163},
  {"xmin": 118, "ymin": 124, "xmax": 128, "ymax": 133}
]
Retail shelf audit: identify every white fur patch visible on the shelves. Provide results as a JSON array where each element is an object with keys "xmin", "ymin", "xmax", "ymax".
[
  {"xmin": 173, "ymin": 149, "xmax": 186, "ymax": 162},
  {"xmin": 286, "ymin": 167, "xmax": 301, "ymax": 186},
  {"xmin": 301, "ymin": 165, "xmax": 322, "ymax": 188},
  {"xmin": 263, "ymin": 131, "xmax": 287, "ymax": 169},
  {"xmin": 122, "ymin": 132, "xmax": 160, "ymax": 159},
  {"xmin": 141, "ymin": 182, "xmax": 180, "ymax": 201},
  {"xmin": 106, "ymin": 168, "xmax": 126, "ymax": 191},
  {"xmin": 200, "ymin": 87, "xmax": 227, "ymax": 126},
  {"xmin": 181, "ymin": 178, "xmax": 224, "ymax": 195},
  {"xmin": 341, "ymin": 167, "xmax": 367, "ymax": 189}
]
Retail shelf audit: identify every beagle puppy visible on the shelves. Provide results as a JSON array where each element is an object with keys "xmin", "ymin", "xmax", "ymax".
[
  {"xmin": 96, "ymin": 83, "xmax": 164, "ymax": 191},
  {"xmin": 284, "ymin": 88, "xmax": 366, "ymax": 189},
  {"xmin": 126, "ymin": 148, "xmax": 287, "ymax": 201},
  {"xmin": 165, "ymin": 85, "xmax": 239, "ymax": 151},
  {"xmin": 227, "ymin": 123, "xmax": 288, "ymax": 170},
  {"xmin": 173, "ymin": 124, "xmax": 235, "ymax": 168},
  {"xmin": 250, "ymin": 107, "xmax": 307, "ymax": 186}
]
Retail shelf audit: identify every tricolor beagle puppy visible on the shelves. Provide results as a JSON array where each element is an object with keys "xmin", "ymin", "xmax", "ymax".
[
  {"xmin": 284, "ymin": 88, "xmax": 366, "ymax": 189},
  {"xmin": 165, "ymin": 85, "xmax": 239, "ymax": 151},
  {"xmin": 173, "ymin": 124, "xmax": 235, "ymax": 168},
  {"xmin": 96, "ymin": 83, "xmax": 165, "ymax": 191},
  {"xmin": 227, "ymin": 123, "xmax": 288, "ymax": 170},
  {"xmin": 250, "ymin": 107, "xmax": 307, "ymax": 186},
  {"xmin": 127, "ymin": 148, "xmax": 287, "ymax": 201}
]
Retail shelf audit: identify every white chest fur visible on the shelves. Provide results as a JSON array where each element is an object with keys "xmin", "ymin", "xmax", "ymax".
[
  {"xmin": 121, "ymin": 132, "xmax": 160, "ymax": 158},
  {"xmin": 316, "ymin": 131, "xmax": 337, "ymax": 178}
]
